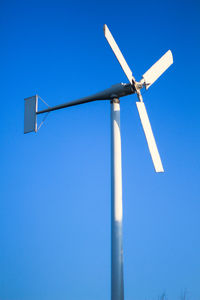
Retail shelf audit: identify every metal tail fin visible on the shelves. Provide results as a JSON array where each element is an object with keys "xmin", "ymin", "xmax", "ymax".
[{"xmin": 24, "ymin": 95, "xmax": 38, "ymax": 133}]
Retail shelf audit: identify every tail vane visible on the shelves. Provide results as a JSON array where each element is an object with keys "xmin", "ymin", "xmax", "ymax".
[{"xmin": 24, "ymin": 95, "xmax": 38, "ymax": 133}]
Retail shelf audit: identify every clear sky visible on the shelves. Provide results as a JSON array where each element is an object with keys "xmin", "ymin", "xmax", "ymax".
[{"xmin": 1, "ymin": 0, "xmax": 200, "ymax": 299}]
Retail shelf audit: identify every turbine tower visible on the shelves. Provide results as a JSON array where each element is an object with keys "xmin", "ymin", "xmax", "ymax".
[{"xmin": 24, "ymin": 25, "xmax": 173, "ymax": 300}]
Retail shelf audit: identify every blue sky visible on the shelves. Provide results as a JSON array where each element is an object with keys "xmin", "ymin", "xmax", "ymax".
[{"xmin": 1, "ymin": 0, "xmax": 200, "ymax": 299}]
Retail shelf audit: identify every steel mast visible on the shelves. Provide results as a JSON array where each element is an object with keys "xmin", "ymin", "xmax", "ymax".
[{"xmin": 110, "ymin": 98, "xmax": 124, "ymax": 300}]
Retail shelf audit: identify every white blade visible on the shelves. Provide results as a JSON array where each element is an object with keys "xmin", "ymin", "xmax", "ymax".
[
  {"xmin": 142, "ymin": 50, "xmax": 173, "ymax": 90},
  {"xmin": 104, "ymin": 24, "xmax": 135, "ymax": 84},
  {"xmin": 136, "ymin": 102, "xmax": 164, "ymax": 173}
]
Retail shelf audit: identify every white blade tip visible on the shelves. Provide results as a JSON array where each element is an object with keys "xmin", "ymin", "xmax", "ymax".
[
  {"xmin": 136, "ymin": 101, "xmax": 164, "ymax": 173},
  {"xmin": 143, "ymin": 50, "xmax": 173, "ymax": 90}
]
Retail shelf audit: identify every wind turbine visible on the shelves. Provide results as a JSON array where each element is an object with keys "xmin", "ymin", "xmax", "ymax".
[{"xmin": 24, "ymin": 24, "xmax": 173, "ymax": 300}]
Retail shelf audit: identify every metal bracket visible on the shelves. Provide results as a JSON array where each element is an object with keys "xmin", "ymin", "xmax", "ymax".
[{"xmin": 111, "ymin": 97, "xmax": 120, "ymax": 104}]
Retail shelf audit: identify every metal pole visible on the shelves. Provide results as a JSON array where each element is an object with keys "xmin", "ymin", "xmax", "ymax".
[{"xmin": 110, "ymin": 98, "xmax": 124, "ymax": 300}]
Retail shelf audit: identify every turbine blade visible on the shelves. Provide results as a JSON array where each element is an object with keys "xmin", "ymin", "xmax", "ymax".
[
  {"xmin": 136, "ymin": 101, "xmax": 164, "ymax": 173},
  {"xmin": 104, "ymin": 24, "xmax": 136, "ymax": 84},
  {"xmin": 142, "ymin": 50, "xmax": 173, "ymax": 90}
]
